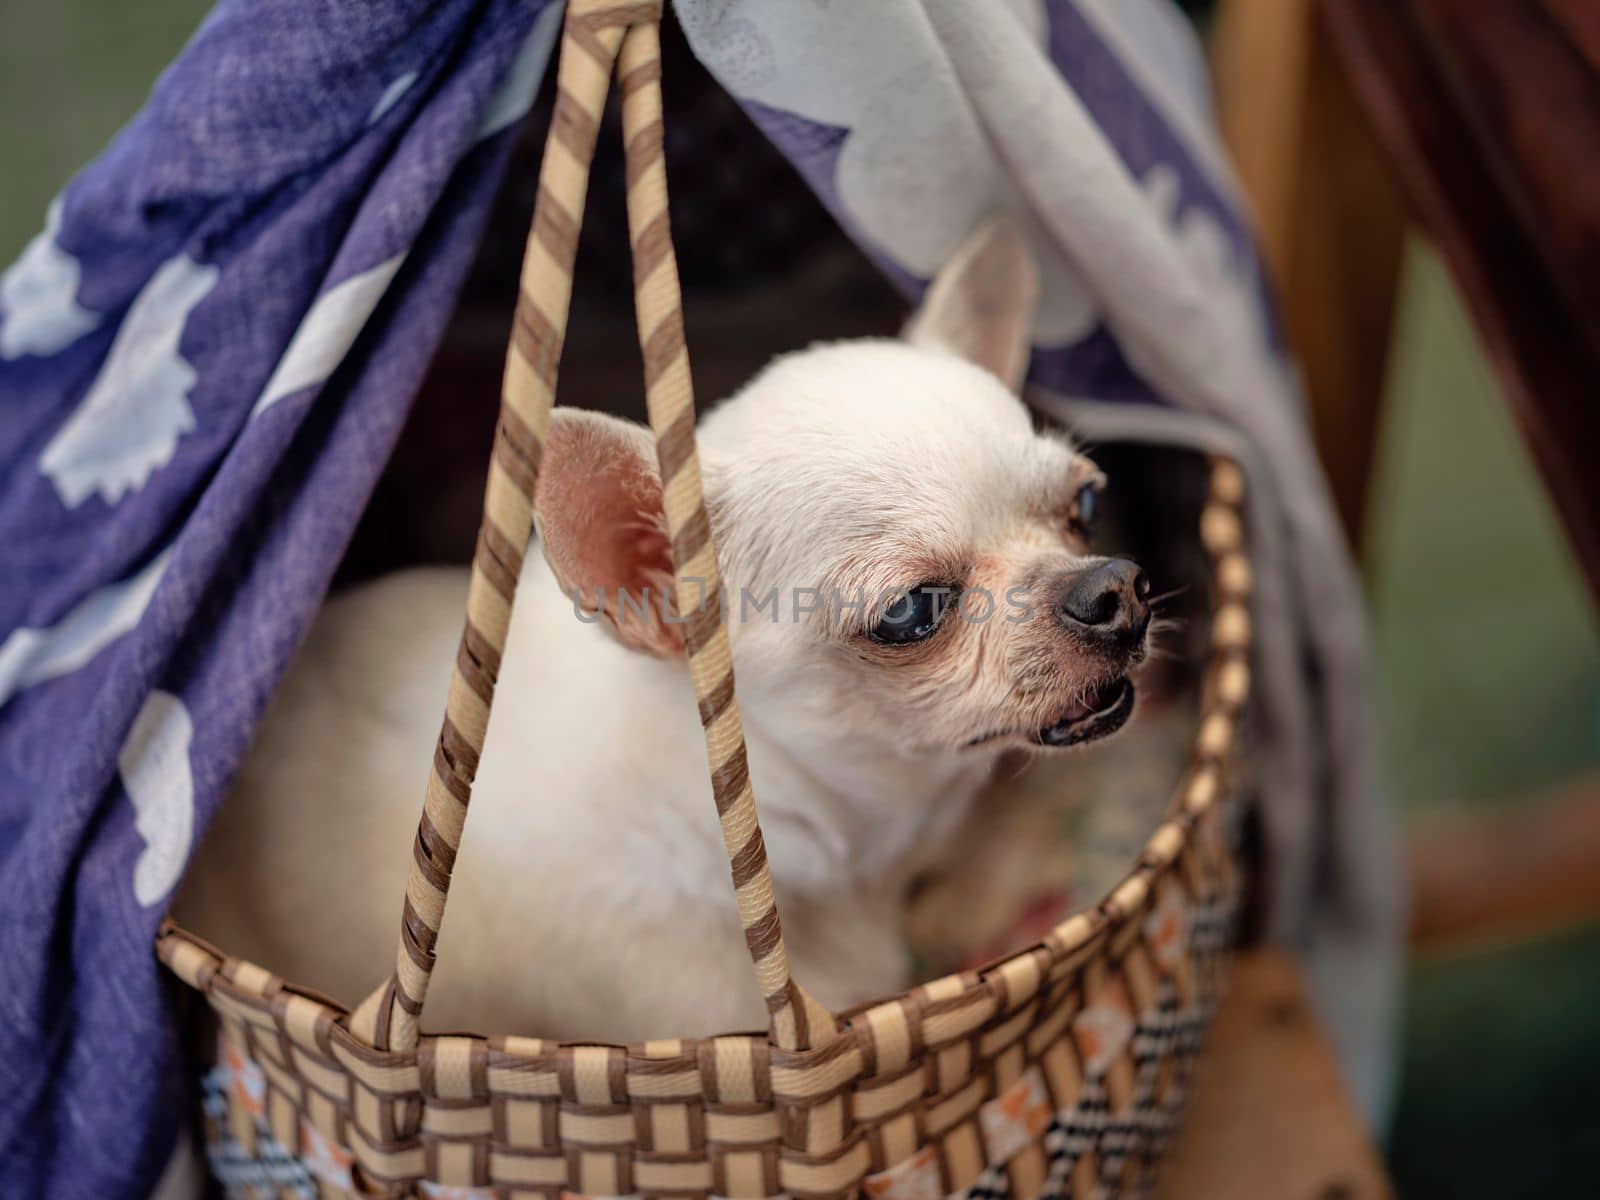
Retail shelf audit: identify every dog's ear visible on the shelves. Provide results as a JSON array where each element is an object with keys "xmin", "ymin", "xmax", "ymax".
[
  {"xmin": 534, "ymin": 409, "xmax": 683, "ymax": 658},
  {"xmin": 904, "ymin": 215, "xmax": 1039, "ymax": 392}
]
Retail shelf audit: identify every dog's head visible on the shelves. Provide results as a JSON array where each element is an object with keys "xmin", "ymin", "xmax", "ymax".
[{"xmin": 536, "ymin": 219, "xmax": 1149, "ymax": 768}]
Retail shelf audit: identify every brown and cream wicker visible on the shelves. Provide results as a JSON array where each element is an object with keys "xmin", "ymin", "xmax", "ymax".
[{"xmin": 158, "ymin": 3, "xmax": 1255, "ymax": 1197}]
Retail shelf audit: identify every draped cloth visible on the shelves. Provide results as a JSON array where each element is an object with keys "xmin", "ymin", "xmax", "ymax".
[{"xmin": 0, "ymin": 2, "xmax": 1398, "ymax": 1194}]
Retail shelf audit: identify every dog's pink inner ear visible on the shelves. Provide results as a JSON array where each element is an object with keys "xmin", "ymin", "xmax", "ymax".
[{"xmin": 535, "ymin": 410, "xmax": 683, "ymax": 658}]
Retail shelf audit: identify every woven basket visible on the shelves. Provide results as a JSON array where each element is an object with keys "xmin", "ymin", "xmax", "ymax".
[{"xmin": 158, "ymin": 3, "xmax": 1255, "ymax": 1197}]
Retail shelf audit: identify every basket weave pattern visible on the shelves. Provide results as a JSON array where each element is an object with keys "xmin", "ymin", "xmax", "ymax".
[
  {"xmin": 162, "ymin": 442, "xmax": 1250, "ymax": 1200},
  {"xmin": 158, "ymin": 4, "xmax": 1254, "ymax": 1197},
  {"xmin": 173, "ymin": 873, "xmax": 1239, "ymax": 1200}
]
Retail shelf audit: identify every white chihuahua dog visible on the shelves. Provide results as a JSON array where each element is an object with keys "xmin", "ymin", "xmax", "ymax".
[{"xmin": 176, "ymin": 220, "xmax": 1151, "ymax": 1042}]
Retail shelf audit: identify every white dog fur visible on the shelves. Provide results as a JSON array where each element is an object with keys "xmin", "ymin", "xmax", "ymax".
[{"xmin": 175, "ymin": 218, "xmax": 1148, "ymax": 1043}]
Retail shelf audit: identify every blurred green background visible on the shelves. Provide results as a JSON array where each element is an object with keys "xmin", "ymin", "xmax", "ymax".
[
  {"xmin": 1369, "ymin": 250, "xmax": 1600, "ymax": 814},
  {"xmin": 1369, "ymin": 247, "xmax": 1600, "ymax": 1196},
  {"xmin": 4, "ymin": 4, "xmax": 1597, "ymax": 1197}
]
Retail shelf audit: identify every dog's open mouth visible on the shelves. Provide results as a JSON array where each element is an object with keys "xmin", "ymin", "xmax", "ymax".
[{"xmin": 1034, "ymin": 677, "xmax": 1135, "ymax": 748}]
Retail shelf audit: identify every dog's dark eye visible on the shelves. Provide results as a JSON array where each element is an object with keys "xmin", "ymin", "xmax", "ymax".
[
  {"xmin": 1069, "ymin": 483, "xmax": 1101, "ymax": 539},
  {"xmin": 870, "ymin": 583, "xmax": 948, "ymax": 646}
]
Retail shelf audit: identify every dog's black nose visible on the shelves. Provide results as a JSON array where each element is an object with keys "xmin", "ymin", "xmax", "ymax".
[{"xmin": 1056, "ymin": 559, "xmax": 1151, "ymax": 650}]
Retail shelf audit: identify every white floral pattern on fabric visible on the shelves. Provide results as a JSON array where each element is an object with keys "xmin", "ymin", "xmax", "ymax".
[
  {"xmin": 0, "ymin": 547, "xmax": 171, "ymax": 707},
  {"xmin": 475, "ymin": 1, "xmax": 564, "ymax": 141},
  {"xmin": 1138, "ymin": 162, "xmax": 1293, "ymax": 414},
  {"xmin": 251, "ymin": 255, "xmax": 406, "ymax": 417},
  {"xmin": 39, "ymin": 253, "xmax": 218, "ymax": 507},
  {"xmin": 367, "ymin": 71, "xmax": 419, "ymax": 125},
  {"xmin": 1072, "ymin": 978, "xmax": 1136, "ymax": 1078},
  {"xmin": 862, "ymin": 1143, "xmax": 943, "ymax": 1200},
  {"xmin": 675, "ymin": 0, "xmax": 1100, "ymax": 347},
  {"xmin": 1074, "ymin": 0, "xmax": 1233, "ymax": 186},
  {"xmin": 118, "ymin": 689, "xmax": 195, "ymax": 907},
  {"xmin": 979, "ymin": 1066, "xmax": 1055, "ymax": 1164},
  {"xmin": 0, "ymin": 198, "xmax": 101, "ymax": 360}
]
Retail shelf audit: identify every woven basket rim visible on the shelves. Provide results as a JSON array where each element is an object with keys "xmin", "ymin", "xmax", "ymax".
[{"xmin": 159, "ymin": 773, "xmax": 1227, "ymax": 1064}]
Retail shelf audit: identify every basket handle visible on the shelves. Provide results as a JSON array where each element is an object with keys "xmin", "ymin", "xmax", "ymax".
[{"xmin": 349, "ymin": 1, "xmax": 837, "ymax": 1057}]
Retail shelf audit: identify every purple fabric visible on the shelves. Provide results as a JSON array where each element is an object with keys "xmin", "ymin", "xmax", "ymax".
[
  {"xmin": 0, "ymin": 1, "xmax": 555, "ymax": 1195},
  {"xmin": 730, "ymin": 4, "xmax": 1275, "ymax": 399},
  {"xmin": 0, "ymin": 2, "xmax": 1296, "ymax": 1196},
  {"xmin": 1031, "ymin": 328, "xmax": 1165, "ymax": 408},
  {"xmin": 735, "ymin": 98, "xmax": 927, "ymax": 300},
  {"xmin": 1039, "ymin": 0, "xmax": 1286, "ymax": 356}
]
